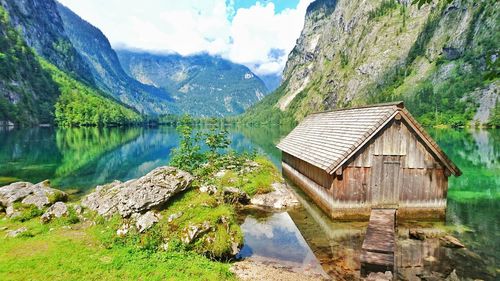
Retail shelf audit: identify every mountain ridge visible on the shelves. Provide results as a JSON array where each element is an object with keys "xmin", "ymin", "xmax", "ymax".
[
  {"xmin": 117, "ymin": 49, "xmax": 270, "ymax": 117},
  {"xmin": 56, "ymin": 2, "xmax": 178, "ymax": 115}
]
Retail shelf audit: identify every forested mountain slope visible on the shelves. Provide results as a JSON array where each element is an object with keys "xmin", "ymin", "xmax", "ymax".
[
  {"xmin": 243, "ymin": 0, "xmax": 499, "ymax": 127},
  {"xmin": 0, "ymin": 5, "xmax": 141, "ymax": 126},
  {"xmin": 117, "ymin": 50, "xmax": 269, "ymax": 117},
  {"xmin": 56, "ymin": 3, "xmax": 177, "ymax": 115},
  {"xmin": 0, "ymin": 0, "xmax": 93, "ymax": 84},
  {"xmin": 0, "ymin": 6, "xmax": 58, "ymax": 125}
]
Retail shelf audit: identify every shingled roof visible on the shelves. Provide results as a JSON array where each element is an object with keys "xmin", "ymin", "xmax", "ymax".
[{"xmin": 277, "ymin": 101, "xmax": 461, "ymax": 176}]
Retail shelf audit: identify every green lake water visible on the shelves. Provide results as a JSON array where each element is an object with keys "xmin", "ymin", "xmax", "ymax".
[{"xmin": 0, "ymin": 126, "xmax": 498, "ymax": 279}]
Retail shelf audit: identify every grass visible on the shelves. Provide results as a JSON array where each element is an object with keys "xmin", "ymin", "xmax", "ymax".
[
  {"xmin": 241, "ymin": 156, "xmax": 282, "ymax": 196},
  {"xmin": 0, "ymin": 153, "xmax": 284, "ymax": 280},
  {"xmin": 158, "ymin": 189, "xmax": 243, "ymax": 259},
  {"xmin": 10, "ymin": 203, "xmax": 44, "ymax": 223},
  {"xmin": 214, "ymin": 156, "xmax": 282, "ymax": 196},
  {"xmin": 0, "ymin": 215, "xmax": 237, "ymax": 281}
]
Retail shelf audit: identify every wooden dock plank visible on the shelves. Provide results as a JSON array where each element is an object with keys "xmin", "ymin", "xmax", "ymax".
[{"xmin": 360, "ymin": 208, "xmax": 396, "ymax": 277}]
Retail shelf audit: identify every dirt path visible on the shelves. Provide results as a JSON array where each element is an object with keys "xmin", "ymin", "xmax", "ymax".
[{"xmin": 231, "ymin": 259, "xmax": 330, "ymax": 281}]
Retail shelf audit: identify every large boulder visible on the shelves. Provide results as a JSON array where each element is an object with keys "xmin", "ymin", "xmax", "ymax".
[
  {"xmin": 0, "ymin": 180, "xmax": 67, "ymax": 210},
  {"xmin": 41, "ymin": 202, "xmax": 69, "ymax": 223},
  {"xmin": 250, "ymin": 182, "xmax": 300, "ymax": 209},
  {"xmin": 82, "ymin": 166, "xmax": 193, "ymax": 218}
]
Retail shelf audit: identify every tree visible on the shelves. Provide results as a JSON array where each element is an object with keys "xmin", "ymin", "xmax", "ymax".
[
  {"xmin": 204, "ymin": 118, "xmax": 230, "ymax": 160},
  {"xmin": 169, "ymin": 115, "xmax": 205, "ymax": 172}
]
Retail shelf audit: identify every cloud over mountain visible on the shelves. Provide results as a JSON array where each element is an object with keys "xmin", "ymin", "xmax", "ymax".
[{"xmin": 58, "ymin": 0, "xmax": 313, "ymax": 76}]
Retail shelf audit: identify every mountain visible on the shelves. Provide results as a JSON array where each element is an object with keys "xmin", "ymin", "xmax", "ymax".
[
  {"xmin": 243, "ymin": 0, "xmax": 499, "ymax": 127},
  {"xmin": 55, "ymin": 2, "xmax": 177, "ymax": 115},
  {"xmin": 0, "ymin": 0, "xmax": 93, "ymax": 84},
  {"xmin": 259, "ymin": 73, "xmax": 282, "ymax": 93},
  {"xmin": 117, "ymin": 50, "xmax": 269, "ymax": 116},
  {"xmin": 0, "ymin": 4, "xmax": 141, "ymax": 126},
  {"xmin": 0, "ymin": 5, "xmax": 59, "ymax": 124}
]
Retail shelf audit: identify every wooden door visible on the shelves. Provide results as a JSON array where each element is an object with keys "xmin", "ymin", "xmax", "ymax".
[{"xmin": 371, "ymin": 155, "xmax": 401, "ymax": 207}]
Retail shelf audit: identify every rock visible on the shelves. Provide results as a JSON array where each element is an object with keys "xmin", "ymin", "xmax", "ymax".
[
  {"xmin": 41, "ymin": 202, "xmax": 68, "ymax": 223},
  {"xmin": 199, "ymin": 185, "xmax": 217, "ymax": 195},
  {"xmin": 73, "ymin": 204, "xmax": 83, "ymax": 215},
  {"xmin": 82, "ymin": 166, "xmax": 193, "ymax": 218},
  {"xmin": 470, "ymin": 81, "xmax": 499, "ymax": 125},
  {"xmin": 0, "ymin": 180, "xmax": 67, "ymax": 210},
  {"xmin": 5, "ymin": 227, "xmax": 27, "ymax": 238},
  {"xmin": 5, "ymin": 205, "xmax": 20, "ymax": 218},
  {"xmin": 443, "ymin": 47, "xmax": 461, "ymax": 60},
  {"xmin": 440, "ymin": 235, "xmax": 465, "ymax": 248},
  {"xmin": 231, "ymin": 241, "xmax": 240, "ymax": 256},
  {"xmin": 364, "ymin": 271, "xmax": 393, "ymax": 281},
  {"xmin": 167, "ymin": 211, "xmax": 183, "ymax": 223},
  {"xmin": 135, "ymin": 211, "xmax": 160, "ymax": 233},
  {"xmin": 444, "ymin": 269, "xmax": 460, "ymax": 281},
  {"xmin": 417, "ymin": 271, "xmax": 446, "ymax": 281},
  {"xmin": 409, "ymin": 229, "xmax": 427, "ymax": 240},
  {"xmin": 182, "ymin": 221, "xmax": 212, "ymax": 244},
  {"xmin": 409, "ymin": 228, "xmax": 446, "ymax": 240},
  {"xmin": 0, "ymin": 182, "xmax": 33, "ymax": 206},
  {"xmin": 215, "ymin": 170, "xmax": 226, "ymax": 178},
  {"xmin": 222, "ymin": 187, "xmax": 250, "ymax": 204},
  {"xmin": 250, "ymin": 182, "xmax": 300, "ymax": 209},
  {"xmin": 424, "ymin": 255, "xmax": 437, "ymax": 262},
  {"xmin": 116, "ymin": 223, "xmax": 131, "ymax": 237}
]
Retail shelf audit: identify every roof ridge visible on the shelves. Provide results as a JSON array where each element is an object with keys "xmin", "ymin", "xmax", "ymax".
[{"xmin": 309, "ymin": 101, "xmax": 404, "ymax": 116}]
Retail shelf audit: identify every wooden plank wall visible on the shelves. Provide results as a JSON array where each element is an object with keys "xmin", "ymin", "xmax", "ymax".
[
  {"xmin": 331, "ymin": 167, "xmax": 370, "ymax": 202},
  {"xmin": 334, "ymin": 119, "xmax": 449, "ymax": 205},
  {"xmin": 283, "ymin": 152, "xmax": 333, "ymax": 189}
]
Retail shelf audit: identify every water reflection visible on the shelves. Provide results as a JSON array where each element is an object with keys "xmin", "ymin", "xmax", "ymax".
[
  {"xmin": 0, "ymin": 126, "xmax": 497, "ymax": 279},
  {"xmin": 237, "ymin": 209, "xmax": 326, "ymax": 276},
  {"xmin": 282, "ymin": 128, "xmax": 499, "ymax": 280},
  {"xmin": 0, "ymin": 125, "xmax": 292, "ymax": 191}
]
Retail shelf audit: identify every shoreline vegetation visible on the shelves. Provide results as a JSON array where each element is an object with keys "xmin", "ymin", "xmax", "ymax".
[
  {"xmin": 2, "ymin": 111, "xmax": 500, "ymax": 129},
  {"xmin": 0, "ymin": 116, "xmax": 300, "ymax": 280}
]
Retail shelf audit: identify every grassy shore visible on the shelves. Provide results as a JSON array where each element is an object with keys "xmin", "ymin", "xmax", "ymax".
[
  {"xmin": 0, "ymin": 154, "xmax": 282, "ymax": 281},
  {"xmin": 0, "ymin": 216, "xmax": 235, "ymax": 280}
]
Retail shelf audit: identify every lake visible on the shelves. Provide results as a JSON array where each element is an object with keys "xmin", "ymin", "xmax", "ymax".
[{"xmin": 0, "ymin": 126, "xmax": 498, "ymax": 279}]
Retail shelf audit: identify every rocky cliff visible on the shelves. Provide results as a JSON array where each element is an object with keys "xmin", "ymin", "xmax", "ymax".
[
  {"xmin": 117, "ymin": 50, "xmax": 269, "ymax": 117},
  {"xmin": 0, "ymin": 0, "xmax": 93, "ymax": 84},
  {"xmin": 244, "ymin": 0, "xmax": 499, "ymax": 126}
]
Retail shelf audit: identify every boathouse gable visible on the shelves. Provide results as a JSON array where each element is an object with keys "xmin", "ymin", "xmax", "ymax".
[{"xmin": 277, "ymin": 102, "xmax": 461, "ymax": 220}]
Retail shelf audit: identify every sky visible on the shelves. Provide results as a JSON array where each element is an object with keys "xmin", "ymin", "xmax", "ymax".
[{"xmin": 57, "ymin": 0, "xmax": 314, "ymax": 77}]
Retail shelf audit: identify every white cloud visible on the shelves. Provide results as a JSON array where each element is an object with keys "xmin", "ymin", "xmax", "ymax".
[{"xmin": 58, "ymin": 0, "xmax": 313, "ymax": 76}]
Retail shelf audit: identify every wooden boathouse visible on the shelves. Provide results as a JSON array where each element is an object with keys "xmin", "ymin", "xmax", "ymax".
[{"xmin": 277, "ymin": 102, "xmax": 461, "ymax": 220}]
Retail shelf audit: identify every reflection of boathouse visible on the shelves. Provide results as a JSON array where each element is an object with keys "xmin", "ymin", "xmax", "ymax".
[{"xmin": 277, "ymin": 102, "xmax": 461, "ymax": 220}]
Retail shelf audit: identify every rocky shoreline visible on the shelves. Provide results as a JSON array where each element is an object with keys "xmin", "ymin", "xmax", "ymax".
[
  {"xmin": 0, "ymin": 158, "xmax": 301, "ymax": 254},
  {"xmin": 2, "ymin": 163, "xmax": 491, "ymax": 281}
]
